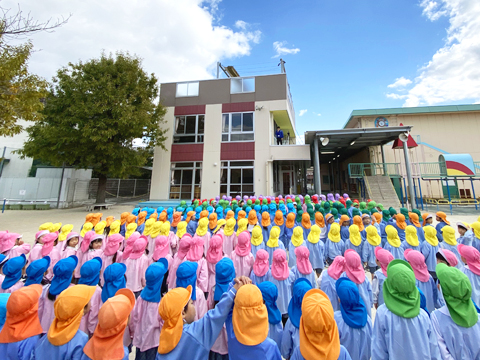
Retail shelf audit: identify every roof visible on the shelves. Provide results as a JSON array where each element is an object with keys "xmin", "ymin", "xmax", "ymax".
[
  {"xmin": 343, "ymin": 104, "xmax": 480, "ymax": 128},
  {"xmin": 304, "ymin": 126, "xmax": 413, "ymax": 163}
]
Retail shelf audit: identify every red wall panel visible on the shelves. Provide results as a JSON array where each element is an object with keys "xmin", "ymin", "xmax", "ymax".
[
  {"xmin": 171, "ymin": 144, "xmax": 204, "ymax": 162},
  {"xmin": 174, "ymin": 105, "xmax": 206, "ymax": 116},
  {"xmin": 222, "ymin": 102, "xmax": 255, "ymax": 113},
  {"xmin": 221, "ymin": 142, "xmax": 255, "ymax": 160}
]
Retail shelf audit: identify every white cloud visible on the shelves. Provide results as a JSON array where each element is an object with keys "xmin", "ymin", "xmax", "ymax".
[
  {"xmin": 386, "ymin": 93, "xmax": 408, "ymax": 100},
  {"xmin": 272, "ymin": 41, "xmax": 300, "ymax": 58},
  {"xmin": 235, "ymin": 20, "xmax": 247, "ymax": 30},
  {"xmin": 389, "ymin": 0, "xmax": 480, "ymax": 106},
  {"xmin": 317, "ymin": 113, "xmax": 322, "ymax": 116},
  {"xmin": 387, "ymin": 77, "xmax": 413, "ymax": 88},
  {"xmin": 3, "ymin": 0, "xmax": 261, "ymax": 84},
  {"xmin": 299, "ymin": 109, "xmax": 308, "ymax": 116}
]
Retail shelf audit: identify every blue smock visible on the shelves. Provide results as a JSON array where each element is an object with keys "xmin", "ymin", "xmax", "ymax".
[
  {"xmin": 251, "ymin": 242, "xmax": 265, "ymax": 259},
  {"xmin": 81, "ymin": 346, "xmax": 128, "ymax": 360},
  {"xmin": 276, "ymin": 224, "xmax": 287, "ymax": 247},
  {"xmin": 262, "ymin": 225, "xmax": 273, "ymax": 244},
  {"xmin": 431, "ymin": 306, "xmax": 480, "ymax": 360},
  {"xmin": 119, "ymin": 224, "xmax": 126, "ymax": 237},
  {"xmin": 420, "ymin": 242, "xmax": 439, "ymax": 272},
  {"xmin": 372, "ymin": 270, "xmax": 386, "ymax": 306},
  {"xmin": 344, "ymin": 240, "xmax": 363, "ymax": 259},
  {"xmin": 226, "ymin": 309, "xmax": 282, "ymax": 360},
  {"xmin": 284, "ymin": 227, "xmax": 294, "ymax": 248},
  {"xmin": 416, "ymin": 276, "xmax": 438, "ymax": 314},
  {"xmin": 400, "ymin": 242, "xmax": 420, "ymax": 253},
  {"xmin": 379, "ymin": 223, "xmax": 388, "ymax": 247},
  {"xmin": 392, "ymin": 224, "xmax": 406, "ymax": 242},
  {"xmin": 436, "ymin": 222, "xmax": 447, "ymax": 242},
  {"xmin": 371, "ymin": 304, "xmax": 440, "ymax": 360},
  {"xmin": 340, "ymin": 226, "xmax": 350, "ymax": 242},
  {"xmin": 334, "ymin": 311, "xmax": 372, "ymax": 360},
  {"xmin": 440, "ymin": 242, "xmax": 462, "ymax": 264},
  {"xmin": 416, "ymin": 226, "xmax": 426, "ymax": 243},
  {"xmin": 302, "ymin": 227, "xmax": 311, "ymax": 241},
  {"xmin": 155, "ymin": 287, "xmax": 236, "ymax": 360},
  {"xmin": 458, "ymin": 229, "xmax": 475, "ymax": 246},
  {"xmin": 291, "ymin": 267, "xmax": 316, "ymax": 287},
  {"xmin": 137, "ymin": 223, "xmax": 145, "ymax": 234},
  {"xmin": 383, "ymin": 243, "xmax": 404, "ymax": 260},
  {"xmin": 290, "ymin": 345, "xmax": 352, "ymax": 360},
  {"xmin": 0, "ymin": 335, "xmax": 41, "ymax": 360},
  {"xmin": 325, "ymin": 239, "xmax": 345, "ymax": 261},
  {"xmin": 265, "ymin": 271, "xmax": 294, "ymax": 315},
  {"xmin": 463, "ymin": 267, "xmax": 480, "ymax": 306},
  {"xmin": 305, "ymin": 240, "xmax": 325, "ymax": 270},
  {"xmin": 281, "ymin": 318, "xmax": 299, "ymax": 359},
  {"xmin": 362, "ymin": 242, "xmax": 378, "ymax": 268},
  {"xmin": 288, "ymin": 242, "xmax": 306, "ymax": 268},
  {"xmin": 268, "ymin": 322, "xmax": 283, "ymax": 352},
  {"xmin": 33, "ymin": 330, "xmax": 88, "ymax": 360},
  {"xmin": 265, "ymin": 242, "xmax": 286, "ymax": 266},
  {"xmin": 186, "ymin": 220, "xmax": 198, "ymax": 236},
  {"xmin": 320, "ymin": 271, "xmax": 340, "ymax": 312},
  {"xmin": 340, "ymin": 273, "xmax": 373, "ymax": 318},
  {"xmin": 360, "ymin": 230, "xmax": 367, "ymax": 243},
  {"xmin": 249, "ymin": 269, "xmax": 271, "ymax": 286}
]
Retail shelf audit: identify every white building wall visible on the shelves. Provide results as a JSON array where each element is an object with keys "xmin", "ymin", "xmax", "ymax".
[{"xmin": 201, "ymin": 104, "xmax": 222, "ymax": 199}]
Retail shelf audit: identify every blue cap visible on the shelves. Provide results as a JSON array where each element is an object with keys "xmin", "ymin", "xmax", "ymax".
[
  {"xmin": 25, "ymin": 256, "xmax": 51, "ymax": 286},
  {"xmin": 102, "ymin": 263, "xmax": 127, "ymax": 303},
  {"xmin": 214, "ymin": 258, "xmax": 235, "ymax": 301},
  {"xmin": 258, "ymin": 281, "xmax": 282, "ymax": 324},
  {"xmin": 79, "ymin": 257, "xmax": 103, "ymax": 286},
  {"xmin": 176, "ymin": 261, "xmax": 198, "ymax": 300},
  {"xmin": 0, "ymin": 293, "xmax": 10, "ymax": 327},
  {"xmin": 2, "ymin": 255, "xmax": 27, "ymax": 290},
  {"xmin": 335, "ymin": 277, "xmax": 368, "ymax": 328},
  {"xmin": 140, "ymin": 258, "xmax": 168, "ymax": 303},
  {"xmin": 50, "ymin": 256, "xmax": 78, "ymax": 296},
  {"xmin": 288, "ymin": 278, "xmax": 312, "ymax": 328}
]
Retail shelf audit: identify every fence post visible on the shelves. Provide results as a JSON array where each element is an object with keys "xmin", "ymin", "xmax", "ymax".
[
  {"xmin": 117, "ymin": 179, "xmax": 121, "ymax": 198},
  {"xmin": 133, "ymin": 179, "xmax": 137, "ymax": 197}
]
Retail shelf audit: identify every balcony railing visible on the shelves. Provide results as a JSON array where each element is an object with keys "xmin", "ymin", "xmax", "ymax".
[
  {"xmin": 271, "ymin": 135, "xmax": 297, "ymax": 146},
  {"xmin": 348, "ymin": 163, "xmax": 402, "ymax": 178}
]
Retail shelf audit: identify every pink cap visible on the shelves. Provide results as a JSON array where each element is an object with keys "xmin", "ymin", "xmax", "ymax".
[
  {"xmin": 177, "ymin": 234, "xmax": 192, "ymax": 259},
  {"xmin": 458, "ymin": 244, "xmax": 480, "ymax": 275},
  {"xmin": 42, "ymin": 232, "xmax": 59, "ymax": 257},
  {"xmin": 295, "ymin": 246, "xmax": 313, "ymax": 275},
  {"xmin": 187, "ymin": 235, "xmax": 205, "ymax": 262},
  {"xmin": 438, "ymin": 248, "xmax": 458, "ymax": 267},
  {"xmin": 327, "ymin": 256, "xmax": 345, "ymax": 280},
  {"xmin": 206, "ymin": 234, "xmax": 223, "ymax": 264},
  {"xmin": 0, "ymin": 231, "xmax": 9, "ymax": 242},
  {"xmin": 0, "ymin": 232, "xmax": 21, "ymax": 253},
  {"xmin": 344, "ymin": 249, "xmax": 365, "ymax": 284},
  {"xmin": 120, "ymin": 232, "xmax": 141, "ymax": 260},
  {"xmin": 152, "ymin": 235, "xmax": 169, "ymax": 261},
  {"xmin": 375, "ymin": 247, "xmax": 394, "ymax": 277},
  {"xmin": 271, "ymin": 249, "xmax": 289, "ymax": 281},
  {"xmin": 404, "ymin": 249, "xmax": 430, "ymax": 282},
  {"xmin": 235, "ymin": 231, "xmax": 251, "ymax": 257},
  {"xmin": 104, "ymin": 233, "xmax": 124, "ymax": 257},
  {"xmin": 35, "ymin": 230, "xmax": 49, "ymax": 241},
  {"xmin": 253, "ymin": 249, "xmax": 269, "ymax": 277},
  {"xmin": 129, "ymin": 236, "xmax": 148, "ymax": 260}
]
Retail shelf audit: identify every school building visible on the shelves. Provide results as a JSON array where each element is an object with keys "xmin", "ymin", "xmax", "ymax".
[{"xmin": 150, "ymin": 72, "xmax": 480, "ymax": 209}]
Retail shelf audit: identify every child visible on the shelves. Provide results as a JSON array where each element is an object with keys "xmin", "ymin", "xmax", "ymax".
[
  {"xmin": 78, "ymin": 257, "xmax": 103, "ymax": 336},
  {"xmin": 335, "ymin": 278, "xmax": 372, "ymax": 360},
  {"xmin": 345, "ymin": 224, "xmax": 363, "ymax": 257},
  {"xmin": 392, "ymin": 214, "xmax": 407, "ymax": 242},
  {"xmin": 266, "ymin": 249, "xmax": 294, "ymax": 324},
  {"xmin": 63, "ymin": 232, "xmax": 79, "ymax": 259},
  {"xmin": 250, "ymin": 249, "xmax": 270, "ymax": 285},
  {"xmin": 274, "ymin": 210, "xmax": 287, "ymax": 247},
  {"xmin": 32, "ymin": 285, "xmax": 96, "ymax": 359},
  {"xmin": 131, "ymin": 260, "xmax": 168, "ymax": 359},
  {"xmin": 266, "ymin": 226, "xmax": 285, "ymax": 265},
  {"xmin": 435, "ymin": 211, "xmax": 449, "ymax": 242},
  {"xmin": 340, "ymin": 215, "xmax": 351, "ymax": 242},
  {"xmin": 230, "ymin": 231, "xmax": 254, "ymax": 278},
  {"xmin": 291, "ymin": 247, "xmax": 316, "ymax": 285},
  {"xmin": 361, "ymin": 214, "xmax": 371, "ymax": 241},
  {"xmin": 288, "ymin": 227, "xmax": 306, "ymax": 268},
  {"xmin": 285, "ymin": 212, "xmax": 296, "ymax": 246},
  {"xmin": 222, "ymin": 219, "xmax": 237, "ymax": 256},
  {"xmin": 384, "ymin": 225, "xmax": 404, "ymax": 260},
  {"xmin": 409, "ymin": 213, "xmax": 426, "ymax": 243},
  {"xmin": 208, "ymin": 213, "xmax": 217, "ymax": 236},
  {"xmin": 363, "ymin": 225, "xmax": 381, "ymax": 274},
  {"xmin": 82, "ymin": 288, "xmax": 135, "ymax": 360},
  {"xmin": 421, "ymin": 225, "xmax": 440, "ymax": 279},
  {"xmin": 301, "ymin": 212, "xmax": 312, "ymax": 239},
  {"xmin": 186, "ymin": 235, "xmax": 208, "ymax": 294},
  {"xmin": 0, "ymin": 232, "xmax": 30, "ymax": 258},
  {"xmin": 431, "ymin": 264, "xmax": 480, "ymax": 360},
  {"xmin": 281, "ymin": 278, "xmax": 313, "ymax": 360},
  {"xmin": 40, "ymin": 232, "xmax": 62, "ymax": 281},
  {"xmin": 102, "ymin": 263, "xmax": 127, "ymax": 303},
  {"xmin": 152, "ymin": 235, "xmax": 174, "ymax": 267},
  {"xmin": 440, "ymin": 225, "xmax": 461, "ymax": 262},
  {"xmin": 247, "ymin": 210, "xmax": 259, "ymax": 233},
  {"xmin": 0, "ymin": 285, "xmax": 44, "ymax": 359},
  {"xmin": 195, "ymin": 217, "xmax": 211, "ymax": 257},
  {"xmin": 319, "ymin": 256, "xmax": 345, "ymax": 312},
  {"xmin": 0, "ymin": 255, "xmax": 27, "ymax": 293},
  {"xmin": 371, "ymin": 260, "xmax": 440, "ymax": 359},
  {"xmin": 137, "ymin": 211, "xmax": 148, "ymax": 234},
  {"xmin": 289, "ymin": 288, "xmax": 351, "ymax": 360},
  {"xmin": 206, "ymin": 234, "xmax": 224, "ymax": 300},
  {"xmin": 315, "ymin": 212, "xmax": 328, "ymax": 244},
  {"xmin": 167, "ymin": 236, "xmax": 191, "ymax": 290},
  {"xmin": 156, "ymin": 276, "xmax": 244, "ymax": 359},
  {"xmin": 306, "ymin": 224, "xmax": 324, "ymax": 276},
  {"xmin": 25, "ymin": 256, "xmax": 50, "ymax": 286},
  {"xmin": 171, "ymin": 212, "xmax": 182, "ymax": 234},
  {"xmin": 261, "ymin": 212, "xmax": 273, "ymax": 242},
  {"xmin": 404, "ymin": 249, "xmax": 438, "ymax": 313},
  {"xmin": 226, "ymin": 284, "xmax": 282, "ymax": 360},
  {"xmin": 124, "ymin": 235, "xmax": 149, "ymax": 298},
  {"xmin": 250, "ymin": 225, "xmax": 265, "ymax": 258},
  {"xmin": 100, "ymin": 233, "xmax": 123, "ymax": 283},
  {"xmin": 38, "ymin": 256, "xmax": 78, "ymax": 333},
  {"xmin": 325, "ymin": 223, "xmax": 345, "ymax": 265},
  {"xmin": 372, "ymin": 248, "xmax": 394, "ymax": 308},
  {"xmin": 401, "ymin": 225, "xmax": 421, "ymax": 252},
  {"xmin": 160, "ymin": 222, "xmax": 178, "ymax": 256},
  {"xmin": 258, "ymin": 281, "xmax": 283, "ymax": 352},
  {"xmin": 176, "ymin": 261, "xmax": 208, "ymax": 321},
  {"xmin": 457, "ymin": 222, "xmax": 474, "ymax": 246},
  {"xmin": 458, "ymin": 244, "xmax": 480, "ymax": 305},
  {"xmin": 78, "ymin": 231, "xmax": 104, "ymax": 278}
]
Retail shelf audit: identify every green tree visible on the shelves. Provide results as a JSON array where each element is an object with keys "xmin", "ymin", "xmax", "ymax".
[{"xmin": 20, "ymin": 52, "xmax": 167, "ymax": 203}]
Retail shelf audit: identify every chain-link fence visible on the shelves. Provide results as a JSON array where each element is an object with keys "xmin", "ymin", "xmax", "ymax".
[{"xmin": 88, "ymin": 179, "xmax": 151, "ymax": 200}]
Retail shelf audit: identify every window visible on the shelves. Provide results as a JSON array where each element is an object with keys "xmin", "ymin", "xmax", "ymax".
[
  {"xmin": 173, "ymin": 115, "xmax": 204, "ymax": 143},
  {"xmin": 230, "ymin": 77, "xmax": 255, "ymax": 94},
  {"xmin": 176, "ymin": 82, "xmax": 199, "ymax": 97},
  {"xmin": 169, "ymin": 162, "xmax": 202, "ymax": 199},
  {"xmin": 220, "ymin": 161, "xmax": 254, "ymax": 197},
  {"xmin": 222, "ymin": 112, "xmax": 254, "ymax": 142}
]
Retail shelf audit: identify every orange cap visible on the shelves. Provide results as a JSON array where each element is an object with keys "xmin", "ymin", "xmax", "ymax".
[
  {"xmin": 91, "ymin": 213, "xmax": 103, "ymax": 227},
  {"xmin": 83, "ymin": 289, "xmax": 135, "ymax": 360},
  {"xmin": 396, "ymin": 214, "xmax": 407, "ymax": 230},
  {"xmin": 261, "ymin": 212, "xmax": 271, "ymax": 227},
  {"xmin": 274, "ymin": 210, "xmax": 284, "ymax": 226},
  {"xmin": 200, "ymin": 210, "xmax": 209, "ymax": 219},
  {"xmin": 232, "ymin": 284, "xmax": 268, "ymax": 346},
  {"xmin": 47, "ymin": 285, "xmax": 96, "ymax": 346},
  {"xmin": 225, "ymin": 210, "xmax": 235, "ymax": 221},
  {"xmin": 120, "ymin": 212, "xmax": 130, "ymax": 226},
  {"xmin": 299, "ymin": 289, "xmax": 340, "ymax": 360},
  {"xmin": 85, "ymin": 213, "xmax": 94, "ymax": 224},
  {"xmin": 436, "ymin": 211, "xmax": 450, "ymax": 225},
  {"xmin": 315, "ymin": 212, "xmax": 325, "ymax": 228},
  {"xmin": 171, "ymin": 212, "xmax": 182, "ymax": 227},
  {"xmin": 105, "ymin": 216, "xmax": 115, "ymax": 227},
  {"xmin": 158, "ymin": 285, "xmax": 193, "ymax": 354},
  {"xmin": 286, "ymin": 212, "xmax": 296, "ymax": 229},
  {"xmin": 149, "ymin": 213, "xmax": 158, "ymax": 220},
  {"xmin": 340, "ymin": 215, "xmax": 350, "ymax": 225},
  {"xmin": 209, "ymin": 213, "xmax": 218, "ymax": 230},
  {"xmin": 0, "ymin": 284, "xmax": 43, "ymax": 343},
  {"xmin": 159, "ymin": 211, "xmax": 167, "ymax": 222},
  {"xmin": 186, "ymin": 211, "xmax": 195, "ymax": 223},
  {"xmin": 137, "ymin": 211, "xmax": 147, "ymax": 226},
  {"xmin": 126, "ymin": 214, "xmax": 137, "ymax": 225},
  {"xmin": 237, "ymin": 210, "xmax": 246, "ymax": 221},
  {"xmin": 409, "ymin": 213, "xmax": 421, "ymax": 227},
  {"xmin": 301, "ymin": 212, "xmax": 311, "ymax": 230},
  {"xmin": 248, "ymin": 211, "xmax": 258, "ymax": 226},
  {"xmin": 422, "ymin": 213, "xmax": 431, "ymax": 226},
  {"xmin": 372, "ymin": 213, "xmax": 382, "ymax": 225},
  {"xmin": 353, "ymin": 215, "xmax": 364, "ymax": 232}
]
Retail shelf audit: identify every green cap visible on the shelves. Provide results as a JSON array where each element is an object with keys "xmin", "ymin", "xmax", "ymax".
[
  {"xmin": 383, "ymin": 260, "xmax": 420, "ymax": 319},
  {"xmin": 382, "ymin": 210, "xmax": 391, "ymax": 221},
  {"xmin": 436, "ymin": 263, "xmax": 478, "ymax": 328},
  {"xmin": 377, "ymin": 203, "xmax": 384, "ymax": 211},
  {"xmin": 346, "ymin": 199, "xmax": 353, "ymax": 208},
  {"xmin": 296, "ymin": 210, "xmax": 303, "ymax": 223},
  {"xmin": 352, "ymin": 208, "xmax": 361, "ymax": 217},
  {"xmin": 389, "ymin": 207, "xmax": 397, "ymax": 216},
  {"xmin": 331, "ymin": 208, "xmax": 338, "ymax": 219},
  {"xmin": 400, "ymin": 207, "xmax": 409, "ymax": 220}
]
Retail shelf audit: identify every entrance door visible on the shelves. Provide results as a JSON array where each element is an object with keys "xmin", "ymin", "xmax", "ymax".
[{"xmin": 283, "ymin": 172, "xmax": 291, "ymax": 194}]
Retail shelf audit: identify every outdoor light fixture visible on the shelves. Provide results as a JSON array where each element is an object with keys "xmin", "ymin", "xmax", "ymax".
[
  {"xmin": 399, "ymin": 132, "xmax": 409, "ymax": 142},
  {"xmin": 350, "ymin": 140, "xmax": 355, "ymax": 145},
  {"xmin": 320, "ymin": 137, "xmax": 329, "ymax": 146},
  {"xmin": 321, "ymin": 151, "xmax": 335, "ymax": 154},
  {"xmin": 337, "ymin": 155, "xmax": 340, "ymax": 158}
]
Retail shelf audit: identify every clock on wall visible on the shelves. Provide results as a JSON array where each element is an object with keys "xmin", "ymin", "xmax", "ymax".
[{"xmin": 375, "ymin": 117, "xmax": 389, "ymax": 127}]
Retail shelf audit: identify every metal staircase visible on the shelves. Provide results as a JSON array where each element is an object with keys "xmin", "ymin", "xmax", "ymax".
[{"xmin": 364, "ymin": 175, "xmax": 401, "ymax": 209}]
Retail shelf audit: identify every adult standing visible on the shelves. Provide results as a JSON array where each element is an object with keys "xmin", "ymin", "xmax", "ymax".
[{"xmin": 276, "ymin": 126, "xmax": 284, "ymax": 145}]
